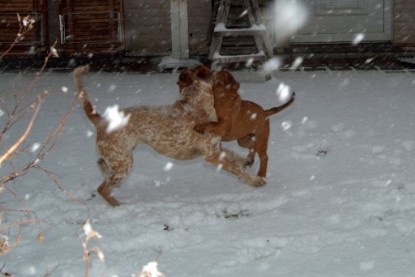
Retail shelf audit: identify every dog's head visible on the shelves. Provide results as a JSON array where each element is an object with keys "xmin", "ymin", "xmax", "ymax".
[
  {"xmin": 179, "ymin": 79, "xmax": 216, "ymax": 122},
  {"xmin": 213, "ymin": 70, "xmax": 240, "ymax": 91},
  {"xmin": 177, "ymin": 64, "xmax": 211, "ymax": 93}
]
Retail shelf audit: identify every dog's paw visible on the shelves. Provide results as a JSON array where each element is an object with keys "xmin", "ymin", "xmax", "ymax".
[
  {"xmin": 100, "ymin": 194, "xmax": 121, "ymax": 207},
  {"xmin": 248, "ymin": 176, "xmax": 266, "ymax": 187}
]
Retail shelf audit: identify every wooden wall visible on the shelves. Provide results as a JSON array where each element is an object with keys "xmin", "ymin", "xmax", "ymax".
[
  {"xmin": 123, "ymin": 0, "xmax": 211, "ymax": 56},
  {"xmin": 394, "ymin": 0, "xmax": 415, "ymax": 46}
]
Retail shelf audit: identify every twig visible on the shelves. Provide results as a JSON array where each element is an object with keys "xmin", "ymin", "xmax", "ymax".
[
  {"xmin": 36, "ymin": 165, "xmax": 90, "ymax": 214},
  {"xmin": 0, "ymin": 40, "xmax": 58, "ymax": 139},
  {"xmin": 0, "ymin": 14, "xmax": 79, "ymax": 258},
  {"xmin": 0, "ymin": 14, "xmax": 36, "ymax": 60},
  {"xmin": 81, "ymin": 220, "xmax": 104, "ymax": 277},
  {"xmin": 1, "ymin": 223, "xmax": 22, "ymax": 256},
  {"xmin": 1, "ymin": 184, "xmax": 44, "ymax": 236},
  {"xmin": 0, "ymin": 96, "xmax": 41, "ymax": 167}
]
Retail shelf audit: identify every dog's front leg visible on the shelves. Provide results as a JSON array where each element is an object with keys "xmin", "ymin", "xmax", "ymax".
[
  {"xmin": 98, "ymin": 179, "xmax": 121, "ymax": 206},
  {"xmin": 96, "ymin": 153, "xmax": 133, "ymax": 207},
  {"xmin": 204, "ymin": 149, "xmax": 266, "ymax": 187}
]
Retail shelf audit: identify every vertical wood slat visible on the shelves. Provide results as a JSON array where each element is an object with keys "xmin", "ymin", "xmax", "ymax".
[
  {"xmin": 170, "ymin": 0, "xmax": 189, "ymax": 59},
  {"xmin": 179, "ymin": 0, "xmax": 189, "ymax": 58}
]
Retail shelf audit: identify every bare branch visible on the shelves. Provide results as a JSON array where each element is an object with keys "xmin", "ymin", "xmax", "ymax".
[
  {"xmin": 0, "ymin": 14, "xmax": 36, "ymax": 59},
  {"xmin": 0, "ymin": 96, "xmax": 41, "ymax": 167}
]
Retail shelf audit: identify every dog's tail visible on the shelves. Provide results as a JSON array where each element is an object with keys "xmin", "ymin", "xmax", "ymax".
[
  {"xmin": 265, "ymin": 92, "xmax": 296, "ymax": 117},
  {"xmin": 73, "ymin": 65, "xmax": 102, "ymax": 126}
]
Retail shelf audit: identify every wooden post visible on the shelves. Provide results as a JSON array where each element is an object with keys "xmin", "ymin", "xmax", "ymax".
[{"xmin": 170, "ymin": 0, "xmax": 189, "ymax": 59}]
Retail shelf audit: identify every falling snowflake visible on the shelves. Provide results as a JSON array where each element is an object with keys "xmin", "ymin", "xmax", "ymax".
[
  {"xmin": 103, "ymin": 105, "xmax": 130, "ymax": 133},
  {"xmin": 239, "ymin": 9, "xmax": 248, "ymax": 18},
  {"xmin": 352, "ymin": 33, "xmax": 365, "ymax": 45},
  {"xmin": 276, "ymin": 83, "xmax": 291, "ymax": 102},
  {"xmin": 290, "ymin": 57, "xmax": 304, "ymax": 70},
  {"xmin": 281, "ymin": 120, "xmax": 292, "ymax": 131},
  {"xmin": 108, "ymin": 84, "xmax": 117, "ymax": 92},
  {"xmin": 263, "ymin": 57, "xmax": 281, "ymax": 74},
  {"xmin": 164, "ymin": 162, "xmax": 174, "ymax": 171},
  {"xmin": 86, "ymin": 130, "xmax": 94, "ymax": 137},
  {"xmin": 30, "ymin": 143, "xmax": 41, "ymax": 153},
  {"xmin": 272, "ymin": 0, "xmax": 308, "ymax": 46},
  {"xmin": 245, "ymin": 57, "xmax": 254, "ymax": 67}
]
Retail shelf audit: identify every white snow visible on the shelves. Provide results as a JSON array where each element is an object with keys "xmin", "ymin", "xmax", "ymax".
[
  {"xmin": 290, "ymin": 57, "xmax": 304, "ymax": 70},
  {"xmin": 29, "ymin": 142, "xmax": 41, "ymax": 153},
  {"xmin": 103, "ymin": 104, "xmax": 131, "ymax": 133},
  {"xmin": 263, "ymin": 57, "xmax": 281, "ymax": 75},
  {"xmin": 353, "ymin": 33, "xmax": 366, "ymax": 45},
  {"xmin": 276, "ymin": 82, "xmax": 291, "ymax": 102},
  {"xmin": 271, "ymin": 0, "xmax": 308, "ymax": 45},
  {"xmin": 163, "ymin": 162, "xmax": 174, "ymax": 172},
  {"xmin": 1, "ymin": 68, "xmax": 415, "ymax": 276}
]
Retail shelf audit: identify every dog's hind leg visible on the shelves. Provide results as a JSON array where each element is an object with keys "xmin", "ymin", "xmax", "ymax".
[
  {"xmin": 254, "ymin": 123, "xmax": 270, "ymax": 178},
  {"xmin": 97, "ymin": 154, "xmax": 133, "ymax": 206},
  {"xmin": 97, "ymin": 158, "xmax": 110, "ymax": 177}
]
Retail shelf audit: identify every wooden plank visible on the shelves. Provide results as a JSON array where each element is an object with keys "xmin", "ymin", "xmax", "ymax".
[
  {"xmin": 170, "ymin": 0, "xmax": 189, "ymax": 59},
  {"xmin": 170, "ymin": 0, "xmax": 180, "ymax": 58},
  {"xmin": 0, "ymin": 1, "xmax": 33, "ymax": 11},
  {"xmin": 178, "ymin": 0, "xmax": 189, "ymax": 58}
]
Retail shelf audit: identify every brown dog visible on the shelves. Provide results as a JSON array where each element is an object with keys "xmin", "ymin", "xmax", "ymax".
[
  {"xmin": 192, "ymin": 69, "xmax": 295, "ymax": 179},
  {"xmin": 73, "ymin": 65, "xmax": 265, "ymax": 206}
]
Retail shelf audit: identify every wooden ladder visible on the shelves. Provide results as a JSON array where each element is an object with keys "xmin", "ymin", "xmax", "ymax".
[{"xmin": 208, "ymin": 0, "xmax": 273, "ymax": 70}]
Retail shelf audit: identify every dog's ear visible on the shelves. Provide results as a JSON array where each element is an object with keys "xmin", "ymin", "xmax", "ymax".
[
  {"xmin": 226, "ymin": 71, "xmax": 240, "ymax": 91},
  {"xmin": 216, "ymin": 70, "xmax": 240, "ymax": 91},
  {"xmin": 194, "ymin": 64, "xmax": 211, "ymax": 80},
  {"xmin": 214, "ymin": 70, "xmax": 225, "ymax": 86},
  {"xmin": 177, "ymin": 69, "xmax": 194, "ymax": 87}
]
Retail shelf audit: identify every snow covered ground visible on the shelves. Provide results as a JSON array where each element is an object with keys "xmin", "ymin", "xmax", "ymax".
[{"xmin": 1, "ymin": 67, "xmax": 415, "ymax": 276}]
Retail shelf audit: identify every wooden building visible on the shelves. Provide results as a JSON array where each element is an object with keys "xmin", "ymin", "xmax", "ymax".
[
  {"xmin": 0, "ymin": 0, "xmax": 414, "ymax": 59},
  {"xmin": 123, "ymin": 0, "xmax": 415, "ymax": 56}
]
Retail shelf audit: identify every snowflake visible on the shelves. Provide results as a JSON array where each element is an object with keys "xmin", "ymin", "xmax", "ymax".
[{"xmin": 103, "ymin": 105, "xmax": 131, "ymax": 133}]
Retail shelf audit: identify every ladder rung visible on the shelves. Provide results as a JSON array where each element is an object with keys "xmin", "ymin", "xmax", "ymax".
[
  {"xmin": 214, "ymin": 23, "xmax": 267, "ymax": 32},
  {"xmin": 212, "ymin": 52, "xmax": 267, "ymax": 63},
  {"xmin": 208, "ymin": 0, "xmax": 273, "ymax": 69},
  {"xmin": 213, "ymin": 29, "xmax": 268, "ymax": 37}
]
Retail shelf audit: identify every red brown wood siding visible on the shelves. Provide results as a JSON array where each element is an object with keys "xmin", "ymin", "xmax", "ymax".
[
  {"xmin": 0, "ymin": 0, "xmax": 48, "ymax": 56},
  {"xmin": 57, "ymin": 0, "xmax": 125, "ymax": 56}
]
